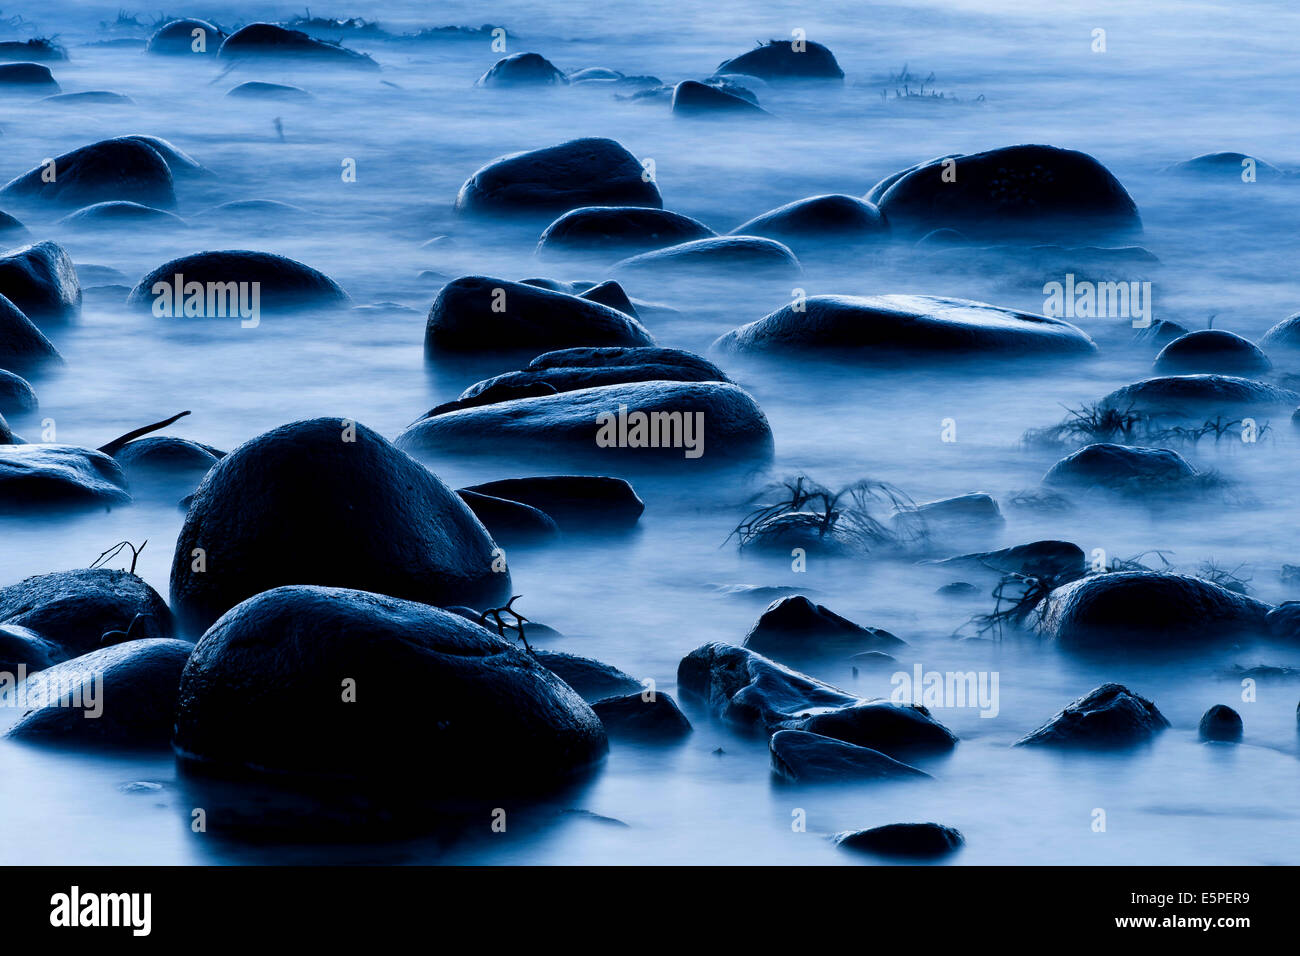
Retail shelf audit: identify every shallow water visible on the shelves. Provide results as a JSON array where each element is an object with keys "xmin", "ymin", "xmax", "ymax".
[{"xmin": 1, "ymin": 1, "xmax": 1298, "ymax": 864}]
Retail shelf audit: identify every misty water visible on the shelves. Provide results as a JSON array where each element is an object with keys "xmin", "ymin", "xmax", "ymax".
[{"xmin": 1, "ymin": 0, "xmax": 1298, "ymax": 864}]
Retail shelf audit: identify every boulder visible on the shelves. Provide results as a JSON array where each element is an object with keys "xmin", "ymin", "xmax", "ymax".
[
  {"xmin": 456, "ymin": 138, "xmax": 661, "ymax": 217},
  {"xmin": 677, "ymin": 641, "xmax": 859, "ymax": 731},
  {"xmin": 730, "ymin": 195, "xmax": 889, "ymax": 254},
  {"xmin": 147, "ymin": 18, "xmax": 225, "ymax": 55},
  {"xmin": 173, "ymin": 586, "xmax": 608, "ymax": 787},
  {"xmin": 1154, "ymin": 329, "xmax": 1271, "ymax": 375},
  {"xmin": 227, "ymin": 81, "xmax": 314, "ymax": 101},
  {"xmin": 1, "ymin": 138, "xmax": 176, "ymax": 209},
  {"xmin": 126, "ymin": 250, "xmax": 350, "ymax": 314},
  {"xmin": 714, "ymin": 39, "xmax": 844, "ymax": 80},
  {"xmin": 578, "ymin": 280, "xmax": 637, "ymax": 316},
  {"xmin": 834, "ymin": 822, "xmax": 964, "ymax": 858},
  {"xmin": 1099, "ymin": 374, "xmax": 1300, "ymax": 416},
  {"xmin": 0, "ymin": 368, "xmax": 37, "ymax": 414},
  {"xmin": 1199, "ymin": 704, "xmax": 1243, "ymax": 742},
  {"xmin": 396, "ymin": 380, "xmax": 774, "ymax": 468},
  {"xmin": 894, "ymin": 492, "xmax": 1003, "ymax": 540},
  {"xmin": 0, "ymin": 623, "xmax": 59, "ymax": 672},
  {"xmin": 5, "ymin": 639, "xmax": 192, "ymax": 747},
  {"xmin": 0, "ymin": 293, "xmax": 60, "ymax": 369},
  {"xmin": 1015, "ymin": 683, "xmax": 1169, "ymax": 748},
  {"xmin": 612, "ymin": 236, "xmax": 801, "ymax": 280},
  {"xmin": 787, "ymin": 700, "xmax": 957, "ymax": 760},
  {"xmin": 0, "ymin": 62, "xmax": 59, "ymax": 91},
  {"xmin": 1136, "ymin": 318, "xmax": 1191, "ymax": 350},
  {"xmin": 934, "ymin": 540, "xmax": 1086, "ymax": 583},
  {"xmin": 456, "ymin": 488, "xmax": 560, "ymax": 545},
  {"xmin": 217, "ymin": 23, "xmax": 379, "ymax": 70},
  {"xmin": 591, "ymin": 691, "xmax": 692, "ymax": 740},
  {"xmin": 0, "ymin": 568, "xmax": 173, "ymax": 659},
  {"xmin": 671, "ymin": 79, "xmax": 766, "ymax": 115},
  {"xmin": 537, "ymin": 206, "xmax": 715, "ymax": 256},
  {"xmin": 1265, "ymin": 601, "xmax": 1300, "ymax": 641},
  {"xmin": 1034, "ymin": 572, "xmax": 1270, "ymax": 650},
  {"xmin": 1163, "ymin": 152, "xmax": 1287, "ymax": 181},
  {"xmin": 871, "ymin": 145, "xmax": 1141, "ymax": 241},
  {"xmin": 112, "ymin": 436, "xmax": 222, "ymax": 492},
  {"xmin": 743, "ymin": 595, "xmax": 905, "ymax": 661},
  {"xmin": 533, "ymin": 650, "xmax": 642, "ymax": 701},
  {"xmin": 57, "ymin": 201, "xmax": 187, "ymax": 229},
  {"xmin": 477, "ymin": 52, "xmax": 567, "ymax": 87},
  {"xmin": 1257, "ymin": 313, "xmax": 1300, "ymax": 351},
  {"xmin": 423, "ymin": 276, "xmax": 654, "ymax": 353},
  {"xmin": 460, "ymin": 475, "xmax": 644, "ymax": 531},
  {"xmin": 169, "ymin": 418, "xmax": 511, "ymax": 636},
  {"xmin": 117, "ymin": 135, "xmax": 209, "ymax": 179},
  {"xmin": 0, "ymin": 40, "xmax": 66, "ymax": 62},
  {"xmin": 713, "ymin": 294, "xmax": 1097, "ymax": 359},
  {"xmin": 0, "ymin": 242, "xmax": 82, "ymax": 323},
  {"xmin": 1042, "ymin": 443, "xmax": 1198, "ymax": 490},
  {"xmin": 769, "ymin": 730, "xmax": 929, "ymax": 782},
  {"xmin": 0, "ymin": 444, "xmax": 129, "ymax": 511},
  {"xmin": 41, "ymin": 91, "xmax": 134, "ymax": 106}
]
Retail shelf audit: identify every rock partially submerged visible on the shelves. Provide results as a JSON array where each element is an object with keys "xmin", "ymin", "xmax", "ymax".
[
  {"xmin": 477, "ymin": 52, "xmax": 566, "ymax": 87},
  {"xmin": 456, "ymin": 138, "xmax": 661, "ymax": 218},
  {"xmin": 396, "ymin": 380, "xmax": 774, "ymax": 468},
  {"xmin": 460, "ymin": 475, "xmax": 644, "ymax": 531},
  {"xmin": 1034, "ymin": 572, "xmax": 1270, "ymax": 651},
  {"xmin": 1257, "ymin": 313, "xmax": 1300, "ymax": 352},
  {"xmin": 591, "ymin": 692, "xmax": 692, "ymax": 740},
  {"xmin": 0, "ymin": 369, "xmax": 37, "ymax": 414},
  {"xmin": 0, "ymin": 294, "xmax": 60, "ymax": 369},
  {"xmin": 169, "ymin": 418, "xmax": 510, "ymax": 636},
  {"xmin": 769, "ymin": 730, "xmax": 929, "ymax": 782},
  {"xmin": 1100, "ymin": 375, "xmax": 1300, "ymax": 416},
  {"xmin": 1015, "ymin": 683, "xmax": 1169, "ymax": 748},
  {"xmin": 1163, "ymin": 152, "xmax": 1287, "ymax": 181},
  {"xmin": 788, "ymin": 700, "xmax": 958, "ymax": 761},
  {"xmin": 0, "ymin": 445, "xmax": 130, "ymax": 512},
  {"xmin": 0, "ymin": 242, "xmax": 82, "ymax": 323},
  {"xmin": 1043, "ymin": 443, "xmax": 1199, "ymax": 490},
  {"xmin": 743, "ymin": 596, "xmax": 905, "ymax": 661},
  {"xmin": 612, "ymin": 236, "xmax": 801, "ymax": 280},
  {"xmin": 533, "ymin": 650, "xmax": 642, "ymax": 701},
  {"xmin": 1198, "ymin": 704, "xmax": 1243, "ymax": 742},
  {"xmin": 423, "ymin": 276, "xmax": 654, "ymax": 353},
  {"xmin": 456, "ymin": 488, "xmax": 560, "ymax": 545},
  {"xmin": 671, "ymin": 79, "xmax": 767, "ymax": 115},
  {"xmin": 1, "ymin": 138, "xmax": 176, "ymax": 209},
  {"xmin": 714, "ymin": 39, "xmax": 844, "ymax": 81},
  {"xmin": 127, "ymin": 250, "xmax": 350, "ymax": 314},
  {"xmin": 537, "ymin": 206, "xmax": 715, "ymax": 257},
  {"xmin": 147, "ymin": 18, "xmax": 225, "ymax": 55},
  {"xmin": 0, "ymin": 568, "xmax": 173, "ymax": 660},
  {"xmin": 0, "ymin": 62, "xmax": 59, "ymax": 91},
  {"xmin": 834, "ymin": 822, "xmax": 964, "ymax": 858},
  {"xmin": 932, "ymin": 540, "xmax": 1087, "ymax": 583},
  {"xmin": 1154, "ymin": 330, "xmax": 1271, "ymax": 375},
  {"xmin": 5, "ymin": 639, "xmax": 193, "ymax": 747},
  {"xmin": 712, "ymin": 294, "xmax": 1097, "ymax": 360},
  {"xmin": 57, "ymin": 201, "xmax": 188, "ymax": 229},
  {"xmin": 173, "ymin": 586, "xmax": 607, "ymax": 788},
  {"xmin": 218, "ymin": 23, "xmax": 379, "ymax": 70},
  {"xmin": 730, "ymin": 195, "xmax": 889, "ymax": 255},
  {"xmin": 870, "ymin": 145, "xmax": 1141, "ymax": 241},
  {"xmin": 227, "ymin": 81, "xmax": 313, "ymax": 101}
]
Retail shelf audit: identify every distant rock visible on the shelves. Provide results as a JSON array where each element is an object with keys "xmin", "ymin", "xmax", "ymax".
[
  {"xmin": 477, "ymin": 52, "xmax": 567, "ymax": 87},
  {"xmin": 0, "ymin": 62, "xmax": 59, "ymax": 91},
  {"xmin": 1099, "ymin": 374, "xmax": 1300, "ymax": 416},
  {"xmin": 1016, "ymin": 683, "xmax": 1169, "ymax": 748},
  {"xmin": 1198, "ymin": 704, "xmax": 1243, "ymax": 742},
  {"xmin": 1154, "ymin": 330, "xmax": 1271, "ymax": 375},
  {"xmin": 714, "ymin": 39, "xmax": 844, "ymax": 80},
  {"xmin": 1042, "ymin": 443, "xmax": 1199, "ymax": 490},
  {"xmin": 1163, "ymin": 152, "xmax": 1287, "ymax": 181},
  {"xmin": 743, "ymin": 595, "xmax": 905, "ymax": 661},
  {"xmin": 147, "ymin": 18, "xmax": 226, "ymax": 55},
  {"xmin": 218, "ymin": 23, "xmax": 379, "ymax": 70},
  {"xmin": 612, "ymin": 236, "xmax": 801, "ymax": 280},
  {"xmin": 537, "ymin": 206, "xmax": 715, "ymax": 257},
  {"xmin": 57, "ymin": 201, "xmax": 187, "ymax": 229},
  {"xmin": 227, "ymin": 81, "xmax": 314, "ymax": 101},
  {"xmin": 932, "ymin": 540, "xmax": 1087, "ymax": 583},
  {"xmin": 671, "ymin": 80, "xmax": 767, "ymax": 115},
  {"xmin": 769, "ymin": 730, "xmax": 929, "ymax": 782},
  {"xmin": 40, "ymin": 91, "xmax": 134, "ymax": 106}
]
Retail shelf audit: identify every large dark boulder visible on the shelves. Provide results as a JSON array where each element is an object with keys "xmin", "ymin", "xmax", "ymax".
[
  {"xmin": 5, "ymin": 639, "xmax": 193, "ymax": 747},
  {"xmin": 1015, "ymin": 683, "xmax": 1170, "ymax": 748},
  {"xmin": 477, "ymin": 52, "xmax": 567, "ymax": 87},
  {"xmin": 537, "ymin": 206, "xmax": 715, "ymax": 257},
  {"xmin": 0, "ymin": 444, "xmax": 129, "ymax": 512},
  {"xmin": 0, "ymin": 623, "xmax": 59, "ymax": 672},
  {"xmin": 0, "ymin": 138, "xmax": 176, "ymax": 209},
  {"xmin": 677, "ymin": 641, "xmax": 859, "ymax": 731},
  {"xmin": 147, "ymin": 18, "xmax": 225, "ymax": 55},
  {"xmin": 1099, "ymin": 374, "xmax": 1300, "ymax": 416},
  {"xmin": 456, "ymin": 138, "xmax": 661, "ymax": 218},
  {"xmin": 769, "ymin": 730, "xmax": 929, "ymax": 782},
  {"xmin": 117, "ymin": 135, "xmax": 210, "ymax": 179},
  {"xmin": 870, "ymin": 145, "xmax": 1141, "ymax": 241},
  {"xmin": 591, "ymin": 691, "xmax": 692, "ymax": 740},
  {"xmin": 217, "ymin": 23, "xmax": 379, "ymax": 70},
  {"xmin": 396, "ymin": 380, "xmax": 774, "ymax": 468},
  {"xmin": 0, "ymin": 368, "xmax": 37, "ymax": 414},
  {"xmin": 0, "ymin": 40, "xmax": 66, "ymax": 63},
  {"xmin": 423, "ymin": 276, "xmax": 654, "ymax": 354},
  {"xmin": 834, "ymin": 822, "xmax": 964, "ymax": 858},
  {"xmin": 112, "ymin": 436, "xmax": 222, "ymax": 494},
  {"xmin": 1034, "ymin": 572, "xmax": 1270, "ymax": 651},
  {"xmin": 730, "ymin": 195, "xmax": 889, "ymax": 255},
  {"xmin": 787, "ymin": 700, "xmax": 958, "ymax": 761},
  {"xmin": 714, "ymin": 39, "xmax": 844, "ymax": 80},
  {"xmin": 1198, "ymin": 704, "xmax": 1243, "ymax": 742},
  {"xmin": 933, "ymin": 540, "xmax": 1086, "ymax": 583},
  {"xmin": 449, "ymin": 346, "xmax": 729, "ymax": 408},
  {"xmin": 1154, "ymin": 329, "xmax": 1270, "ymax": 375},
  {"xmin": 612, "ymin": 236, "xmax": 801, "ymax": 280},
  {"xmin": 173, "ymin": 586, "xmax": 607, "ymax": 787},
  {"xmin": 460, "ymin": 475, "xmax": 644, "ymax": 531},
  {"xmin": 743, "ymin": 595, "xmax": 904, "ymax": 661},
  {"xmin": 894, "ymin": 492, "xmax": 1004, "ymax": 542},
  {"xmin": 0, "ymin": 293, "xmax": 60, "ymax": 369},
  {"xmin": 1257, "ymin": 313, "xmax": 1300, "ymax": 352},
  {"xmin": 126, "ymin": 250, "xmax": 350, "ymax": 314},
  {"xmin": 671, "ymin": 80, "xmax": 767, "ymax": 115},
  {"xmin": 456, "ymin": 489, "xmax": 560, "ymax": 545},
  {"xmin": 0, "ymin": 242, "xmax": 81, "ymax": 323},
  {"xmin": 0, "ymin": 62, "xmax": 59, "ymax": 91},
  {"xmin": 533, "ymin": 650, "xmax": 642, "ymax": 701},
  {"xmin": 0, "ymin": 568, "xmax": 173, "ymax": 660},
  {"xmin": 169, "ymin": 418, "xmax": 511, "ymax": 636},
  {"xmin": 1042, "ymin": 443, "xmax": 1198, "ymax": 490},
  {"xmin": 713, "ymin": 294, "xmax": 1097, "ymax": 359}
]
